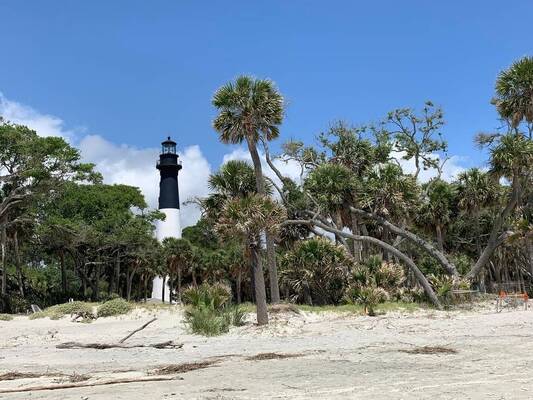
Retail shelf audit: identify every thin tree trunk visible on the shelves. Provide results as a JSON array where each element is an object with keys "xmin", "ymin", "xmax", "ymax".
[
  {"xmin": 13, "ymin": 231, "xmax": 24, "ymax": 297},
  {"xmin": 168, "ymin": 277, "xmax": 173, "ymax": 303},
  {"xmin": 246, "ymin": 138, "xmax": 280, "ymax": 306},
  {"xmin": 435, "ymin": 224, "xmax": 444, "ymax": 252},
  {"xmin": 94, "ymin": 264, "xmax": 101, "ymax": 301},
  {"xmin": 250, "ymin": 243, "xmax": 268, "ymax": 325},
  {"xmin": 177, "ymin": 266, "xmax": 182, "ymax": 303},
  {"xmin": 59, "ymin": 249, "xmax": 67, "ymax": 295},
  {"xmin": 192, "ymin": 269, "xmax": 197, "ymax": 286},
  {"xmin": 350, "ymin": 213, "xmax": 362, "ymax": 262},
  {"xmin": 126, "ymin": 271, "xmax": 133, "ymax": 301},
  {"xmin": 236, "ymin": 269, "xmax": 242, "ymax": 304},
  {"xmin": 111, "ymin": 251, "xmax": 120, "ymax": 295},
  {"xmin": 0, "ymin": 224, "xmax": 6, "ymax": 296},
  {"xmin": 266, "ymin": 234, "xmax": 280, "ymax": 303},
  {"xmin": 161, "ymin": 276, "xmax": 165, "ymax": 303}
]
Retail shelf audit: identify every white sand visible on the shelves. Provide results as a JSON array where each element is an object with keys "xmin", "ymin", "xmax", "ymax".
[{"xmin": 1, "ymin": 303, "xmax": 533, "ymax": 399}]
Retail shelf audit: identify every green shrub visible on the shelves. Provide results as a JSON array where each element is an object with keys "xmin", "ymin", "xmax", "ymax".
[
  {"xmin": 345, "ymin": 284, "xmax": 388, "ymax": 316},
  {"xmin": 185, "ymin": 306, "xmax": 232, "ymax": 336},
  {"xmin": 0, "ymin": 313, "xmax": 13, "ymax": 321},
  {"xmin": 182, "ymin": 283, "xmax": 244, "ymax": 336},
  {"xmin": 97, "ymin": 298, "xmax": 133, "ymax": 318},
  {"xmin": 29, "ymin": 301, "xmax": 94, "ymax": 320},
  {"xmin": 182, "ymin": 283, "xmax": 231, "ymax": 309},
  {"xmin": 279, "ymin": 238, "xmax": 351, "ymax": 305},
  {"xmin": 28, "ymin": 311, "xmax": 46, "ymax": 320}
]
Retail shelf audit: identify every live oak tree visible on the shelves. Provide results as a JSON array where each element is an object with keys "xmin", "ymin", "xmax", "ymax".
[{"xmin": 0, "ymin": 121, "xmax": 98, "ymax": 297}]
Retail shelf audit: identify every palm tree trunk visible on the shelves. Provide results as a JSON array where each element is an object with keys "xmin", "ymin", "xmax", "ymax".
[
  {"xmin": 246, "ymin": 137, "xmax": 280, "ymax": 304},
  {"xmin": 266, "ymin": 234, "xmax": 280, "ymax": 303},
  {"xmin": 250, "ymin": 242, "xmax": 268, "ymax": 325}
]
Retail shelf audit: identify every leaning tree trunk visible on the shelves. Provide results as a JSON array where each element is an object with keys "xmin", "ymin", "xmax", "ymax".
[
  {"xmin": 250, "ymin": 241, "xmax": 268, "ymax": 325},
  {"xmin": 284, "ymin": 219, "xmax": 442, "ymax": 309},
  {"xmin": 246, "ymin": 138, "xmax": 280, "ymax": 303},
  {"xmin": 466, "ymin": 178, "xmax": 521, "ymax": 279},
  {"xmin": 350, "ymin": 207, "xmax": 459, "ymax": 277}
]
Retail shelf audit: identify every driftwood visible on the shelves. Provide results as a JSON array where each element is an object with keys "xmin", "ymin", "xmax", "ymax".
[
  {"xmin": 119, "ymin": 317, "xmax": 157, "ymax": 343},
  {"xmin": 56, "ymin": 318, "xmax": 182, "ymax": 350},
  {"xmin": 0, "ymin": 376, "xmax": 183, "ymax": 394},
  {"xmin": 56, "ymin": 340, "xmax": 182, "ymax": 350}
]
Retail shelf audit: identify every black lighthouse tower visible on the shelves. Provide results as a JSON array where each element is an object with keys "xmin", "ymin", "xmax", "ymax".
[
  {"xmin": 152, "ymin": 137, "xmax": 183, "ymax": 301},
  {"xmin": 157, "ymin": 137, "xmax": 182, "ymax": 210}
]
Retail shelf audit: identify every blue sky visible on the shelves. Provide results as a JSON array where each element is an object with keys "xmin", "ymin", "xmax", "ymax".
[{"xmin": 1, "ymin": 1, "xmax": 532, "ymax": 165}]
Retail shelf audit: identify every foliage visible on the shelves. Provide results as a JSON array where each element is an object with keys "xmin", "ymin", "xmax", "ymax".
[
  {"xmin": 182, "ymin": 283, "xmax": 244, "ymax": 336},
  {"xmin": 29, "ymin": 301, "xmax": 94, "ymax": 320},
  {"xmin": 97, "ymin": 298, "xmax": 133, "ymax": 318},
  {"xmin": 280, "ymin": 238, "xmax": 351, "ymax": 305},
  {"xmin": 212, "ymin": 76, "xmax": 284, "ymax": 145},
  {"xmin": 344, "ymin": 285, "xmax": 388, "ymax": 316},
  {"xmin": 0, "ymin": 313, "xmax": 13, "ymax": 321},
  {"xmin": 493, "ymin": 56, "xmax": 533, "ymax": 132},
  {"xmin": 216, "ymin": 195, "xmax": 286, "ymax": 243},
  {"xmin": 344, "ymin": 256, "xmax": 406, "ymax": 315}
]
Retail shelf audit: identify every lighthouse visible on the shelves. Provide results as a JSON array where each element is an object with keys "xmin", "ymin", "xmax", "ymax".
[{"xmin": 151, "ymin": 137, "xmax": 182, "ymax": 302}]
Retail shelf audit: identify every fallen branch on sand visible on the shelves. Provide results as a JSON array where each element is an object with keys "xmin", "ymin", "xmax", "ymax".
[
  {"xmin": 151, "ymin": 360, "xmax": 218, "ymax": 375},
  {"xmin": 119, "ymin": 317, "xmax": 157, "ymax": 343},
  {"xmin": 0, "ymin": 376, "xmax": 183, "ymax": 394},
  {"xmin": 56, "ymin": 318, "xmax": 182, "ymax": 350},
  {"xmin": 56, "ymin": 340, "xmax": 183, "ymax": 350}
]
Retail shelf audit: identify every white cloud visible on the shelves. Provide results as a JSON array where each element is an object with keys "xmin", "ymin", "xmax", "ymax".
[
  {"xmin": 0, "ymin": 93, "xmax": 213, "ymax": 228},
  {"xmin": 392, "ymin": 151, "xmax": 467, "ymax": 183},
  {"xmin": 0, "ymin": 93, "xmax": 75, "ymax": 140},
  {"xmin": 78, "ymin": 135, "xmax": 212, "ymax": 228}
]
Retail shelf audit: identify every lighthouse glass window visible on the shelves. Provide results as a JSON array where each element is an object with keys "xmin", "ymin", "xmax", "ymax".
[{"xmin": 162, "ymin": 142, "xmax": 176, "ymax": 154}]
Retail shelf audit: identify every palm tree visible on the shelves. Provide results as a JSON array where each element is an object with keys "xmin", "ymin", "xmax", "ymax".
[
  {"xmin": 418, "ymin": 179, "xmax": 457, "ymax": 252},
  {"xmin": 493, "ymin": 56, "xmax": 533, "ymax": 137},
  {"xmin": 457, "ymin": 168, "xmax": 497, "ymax": 256},
  {"xmin": 212, "ymin": 76, "xmax": 284, "ymax": 303},
  {"xmin": 163, "ymin": 237, "xmax": 193, "ymax": 303},
  {"xmin": 279, "ymin": 238, "xmax": 351, "ymax": 305},
  {"xmin": 466, "ymin": 134, "xmax": 533, "ymax": 278},
  {"xmin": 216, "ymin": 194, "xmax": 286, "ymax": 325}
]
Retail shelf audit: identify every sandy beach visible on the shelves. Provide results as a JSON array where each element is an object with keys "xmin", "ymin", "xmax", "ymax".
[{"xmin": 1, "ymin": 303, "xmax": 533, "ymax": 399}]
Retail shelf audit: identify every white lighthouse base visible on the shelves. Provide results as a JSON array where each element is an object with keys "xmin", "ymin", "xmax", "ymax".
[
  {"xmin": 151, "ymin": 208, "xmax": 182, "ymax": 302},
  {"xmin": 151, "ymin": 276, "xmax": 171, "ymax": 302}
]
